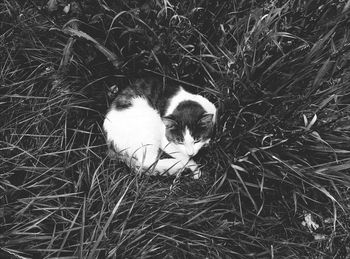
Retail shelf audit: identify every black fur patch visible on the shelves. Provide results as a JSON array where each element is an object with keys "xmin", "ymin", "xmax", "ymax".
[
  {"xmin": 111, "ymin": 78, "xmax": 180, "ymax": 112},
  {"xmin": 166, "ymin": 100, "xmax": 213, "ymax": 141},
  {"xmin": 112, "ymin": 87, "xmax": 136, "ymax": 109}
]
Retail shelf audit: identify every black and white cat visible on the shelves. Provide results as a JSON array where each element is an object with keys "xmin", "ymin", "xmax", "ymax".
[{"xmin": 103, "ymin": 78, "xmax": 217, "ymax": 179}]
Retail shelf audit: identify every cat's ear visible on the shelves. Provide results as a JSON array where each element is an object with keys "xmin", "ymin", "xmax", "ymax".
[
  {"xmin": 162, "ymin": 116, "xmax": 177, "ymax": 129},
  {"xmin": 199, "ymin": 113, "xmax": 214, "ymax": 127}
]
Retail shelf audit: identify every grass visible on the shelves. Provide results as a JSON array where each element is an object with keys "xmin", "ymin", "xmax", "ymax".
[{"xmin": 1, "ymin": 0, "xmax": 350, "ymax": 258}]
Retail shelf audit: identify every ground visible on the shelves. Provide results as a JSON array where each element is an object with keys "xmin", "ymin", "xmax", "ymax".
[{"xmin": 1, "ymin": 0, "xmax": 350, "ymax": 258}]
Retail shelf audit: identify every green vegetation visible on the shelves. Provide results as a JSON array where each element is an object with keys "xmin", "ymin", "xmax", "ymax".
[{"xmin": 1, "ymin": 0, "xmax": 350, "ymax": 258}]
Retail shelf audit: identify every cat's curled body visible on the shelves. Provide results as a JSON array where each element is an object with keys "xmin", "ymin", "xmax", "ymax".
[{"xmin": 103, "ymin": 78, "xmax": 216, "ymax": 179}]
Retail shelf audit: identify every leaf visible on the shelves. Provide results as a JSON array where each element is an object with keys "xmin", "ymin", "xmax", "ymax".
[
  {"xmin": 305, "ymin": 26, "xmax": 336, "ymax": 64},
  {"xmin": 63, "ymin": 4, "xmax": 70, "ymax": 14},
  {"xmin": 306, "ymin": 114, "xmax": 317, "ymax": 130},
  {"xmin": 230, "ymin": 164, "xmax": 248, "ymax": 173},
  {"xmin": 343, "ymin": 0, "xmax": 350, "ymax": 13},
  {"xmin": 62, "ymin": 27, "xmax": 123, "ymax": 69},
  {"xmin": 87, "ymin": 180, "xmax": 132, "ymax": 259},
  {"xmin": 59, "ymin": 34, "xmax": 75, "ymax": 72},
  {"xmin": 314, "ymin": 184, "xmax": 344, "ymax": 212},
  {"xmin": 316, "ymin": 94, "xmax": 335, "ymax": 113},
  {"xmin": 47, "ymin": 0, "xmax": 58, "ymax": 12},
  {"xmin": 313, "ymin": 58, "xmax": 332, "ymax": 87},
  {"xmin": 303, "ymin": 114, "xmax": 308, "ymax": 127},
  {"xmin": 313, "ymin": 234, "xmax": 327, "ymax": 240}
]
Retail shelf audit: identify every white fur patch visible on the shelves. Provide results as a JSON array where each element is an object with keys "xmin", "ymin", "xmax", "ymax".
[
  {"xmin": 103, "ymin": 97, "xmax": 164, "ymax": 160},
  {"xmin": 183, "ymin": 127, "xmax": 195, "ymax": 156}
]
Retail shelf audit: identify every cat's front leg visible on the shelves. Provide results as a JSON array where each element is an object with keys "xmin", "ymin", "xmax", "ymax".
[
  {"xmin": 186, "ymin": 159, "xmax": 202, "ymax": 179},
  {"xmin": 162, "ymin": 144, "xmax": 201, "ymax": 178},
  {"xmin": 131, "ymin": 146, "xmax": 186, "ymax": 176},
  {"xmin": 146, "ymin": 154, "xmax": 199, "ymax": 177}
]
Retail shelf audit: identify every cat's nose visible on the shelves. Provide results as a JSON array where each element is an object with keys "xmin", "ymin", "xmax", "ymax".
[{"xmin": 186, "ymin": 147, "xmax": 195, "ymax": 157}]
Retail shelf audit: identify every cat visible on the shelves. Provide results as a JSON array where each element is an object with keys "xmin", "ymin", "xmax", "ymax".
[{"xmin": 103, "ymin": 78, "xmax": 217, "ymax": 179}]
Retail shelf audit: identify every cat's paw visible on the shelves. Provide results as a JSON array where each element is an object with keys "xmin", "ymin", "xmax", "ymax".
[
  {"xmin": 185, "ymin": 159, "xmax": 202, "ymax": 179},
  {"xmin": 181, "ymin": 167, "xmax": 201, "ymax": 179},
  {"xmin": 192, "ymin": 169, "xmax": 202, "ymax": 179},
  {"xmin": 185, "ymin": 159, "xmax": 199, "ymax": 171}
]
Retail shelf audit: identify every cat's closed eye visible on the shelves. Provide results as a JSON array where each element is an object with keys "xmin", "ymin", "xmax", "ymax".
[{"xmin": 175, "ymin": 137, "xmax": 183, "ymax": 143}]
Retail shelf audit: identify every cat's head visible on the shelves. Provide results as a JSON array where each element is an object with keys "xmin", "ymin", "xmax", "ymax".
[{"xmin": 162, "ymin": 100, "xmax": 215, "ymax": 157}]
